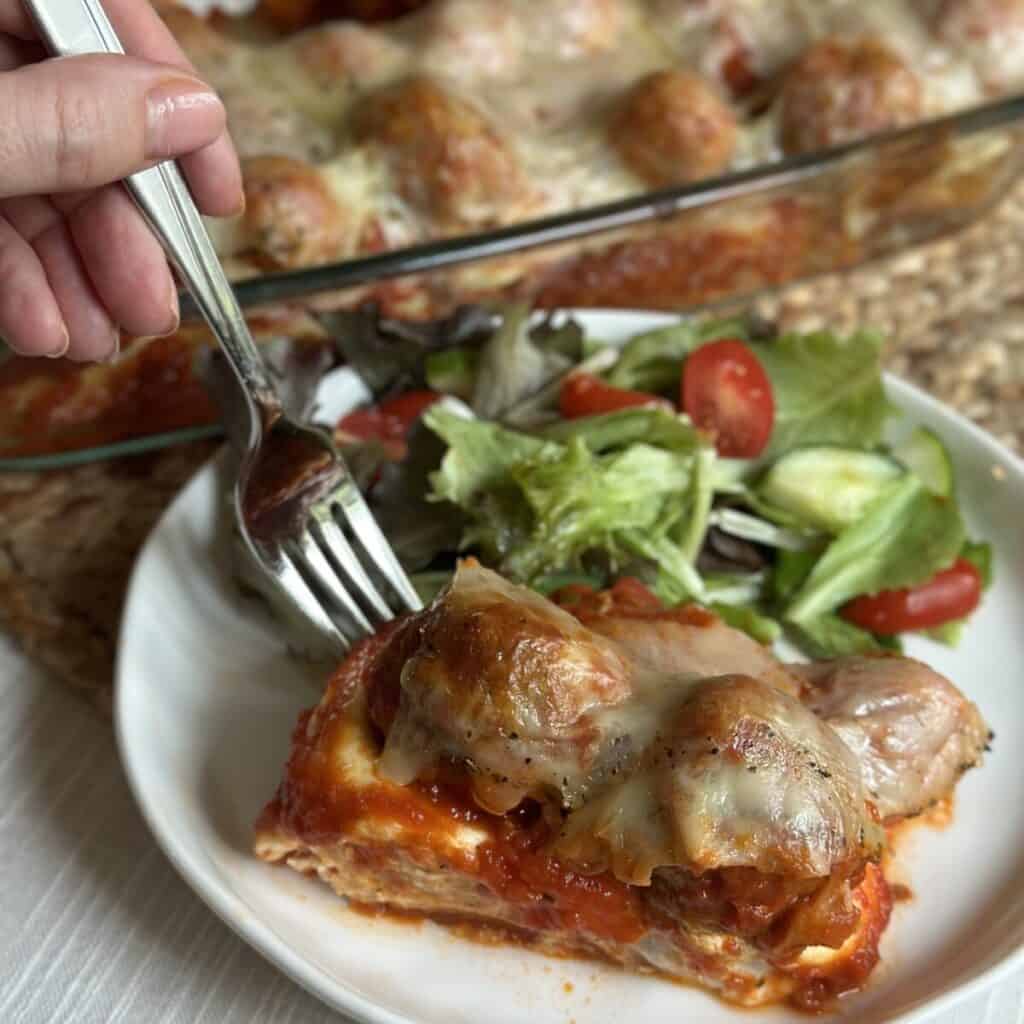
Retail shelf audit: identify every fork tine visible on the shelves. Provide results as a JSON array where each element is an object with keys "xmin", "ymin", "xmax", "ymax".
[
  {"xmin": 311, "ymin": 505, "xmax": 394, "ymax": 623},
  {"xmin": 236, "ymin": 500, "xmax": 351, "ymax": 654},
  {"xmin": 332, "ymin": 480, "xmax": 423, "ymax": 613},
  {"xmin": 288, "ymin": 531, "xmax": 375, "ymax": 638},
  {"xmin": 257, "ymin": 541, "xmax": 351, "ymax": 655}
]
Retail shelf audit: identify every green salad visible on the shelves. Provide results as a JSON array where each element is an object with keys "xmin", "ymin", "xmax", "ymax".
[{"xmin": 333, "ymin": 304, "xmax": 991, "ymax": 658}]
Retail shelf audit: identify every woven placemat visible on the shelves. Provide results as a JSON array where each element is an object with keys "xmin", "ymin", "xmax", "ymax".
[
  {"xmin": 0, "ymin": 441, "xmax": 217, "ymax": 715},
  {"xmin": 727, "ymin": 177, "xmax": 1024, "ymax": 454},
  {"xmin": 2, "ymin": 181, "xmax": 1022, "ymax": 714}
]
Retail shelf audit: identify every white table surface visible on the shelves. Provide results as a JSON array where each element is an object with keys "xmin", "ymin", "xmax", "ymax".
[{"xmin": 0, "ymin": 634, "xmax": 1020, "ymax": 1024}]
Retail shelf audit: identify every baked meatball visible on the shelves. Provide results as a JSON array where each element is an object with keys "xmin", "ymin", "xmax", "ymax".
[
  {"xmin": 163, "ymin": 8, "xmax": 336, "ymax": 164},
  {"xmin": 777, "ymin": 37, "xmax": 924, "ymax": 156},
  {"xmin": 648, "ymin": 0, "xmax": 812, "ymax": 98},
  {"xmin": 417, "ymin": 0, "xmax": 525, "ymax": 79},
  {"xmin": 354, "ymin": 76, "xmax": 526, "ymax": 227},
  {"xmin": 611, "ymin": 69, "xmax": 738, "ymax": 186},
  {"xmin": 545, "ymin": 0, "xmax": 629, "ymax": 58},
  {"xmin": 157, "ymin": 4, "xmax": 232, "ymax": 66},
  {"xmin": 291, "ymin": 21, "xmax": 408, "ymax": 88},
  {"xmin": 238, "ymin": 155, "xmax": 350, "ymax": 270},
  {"xmin": 934, "ymin": 0, "xmax": 1024, "ymax": 92}
]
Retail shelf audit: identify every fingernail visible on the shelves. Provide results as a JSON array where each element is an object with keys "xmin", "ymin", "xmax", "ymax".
[
  {"xmin": 101, "ymin": 326, "xmax": 120, "ymax": 364},
  {"xmin": 146, "ymin": 78, "xmax": 226, "ymax": 160},
  {"xmin": 45, "ymin": 323, "xmax": 70, "ymax": 359},
  {"xmin": 158, "ymin": 287, "xmax": 181, "ymax": 337}
]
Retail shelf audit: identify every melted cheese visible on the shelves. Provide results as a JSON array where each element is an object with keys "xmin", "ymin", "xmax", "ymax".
[
  {"xmin": 375, "ymin": 564, "xmax": 883, "ymax": 886},
  {"xmin": 294, "ymin": 664, "xmax": 492, "ymax": 857},
  {"xmin": 795, "ymin": 655, "xmax": 989, "ymax": 821},
  {"xmin": 555, "ymin": 674, "xmax": 883, "ymax": 884},
  {"xmin": 172, "ymin": 0, "xmax": 1017, "ymax": 278},
  {"xmin": 378, "ymin": 563, "xmax": 639, "ymax": 812}
]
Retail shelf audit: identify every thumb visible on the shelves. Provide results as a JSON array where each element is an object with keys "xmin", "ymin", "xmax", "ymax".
[{"xmin": 0, "ymin": 54, "xmax": 226, "ymax": 197}]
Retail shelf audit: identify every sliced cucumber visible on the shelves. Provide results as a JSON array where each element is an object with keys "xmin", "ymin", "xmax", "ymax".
[
  {"xmin": 758, "ymin": 446, "xmax": 904, "ymax": 534},
  {"xmin": 894, "ymin": 427, "xmax": 954, "ymax": 497}
]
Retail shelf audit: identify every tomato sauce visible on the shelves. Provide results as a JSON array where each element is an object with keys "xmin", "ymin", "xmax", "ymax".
[
  {"xmin": 0, "ymin": 335, "xmax": 218, "ymax": 458},
  {"xmin": 786, "ymin": 864, "xmax": 892, "ymax": 1013},
  {"xmin": 0, "ymin": 322, "xmax": 331, "ymax": 459},
  {"xmin": 259, "ymin": 590, "xmax": 895, "ymax": 1010},
  {"xmin": 264, "ymin": 687, "xmax": 647, "ymax": 946},
  {"xmin": 474, "ymin": 804, "xmax": 646, "ymax": 944},
  {"xmin": 553, "ymin": 576, "xmax": 717, "ymax": 628},
  {"xmin": 261, "ymin": 616, "xmax": 648, "ymax": 946},
  {"xmin": 531, "ymin": 198, "xmax": 818, "ymax": 313}
]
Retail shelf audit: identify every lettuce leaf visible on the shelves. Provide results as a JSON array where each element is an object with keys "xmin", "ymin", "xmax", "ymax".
[
  {"xmin": 789, "ymin": 615, "xmax": 900, "ymax": 659},
  {"xmin": 425, "ymin": 346, "xmax": 480, "ymax": 400},
  {"xmin": 922, "ymin": 620, "xmax": 965, "ymax": 647},
  {"xmin": 711, "ymin": 604, "xmax": 782, "ymax": 645},
  {"xmin": 531, "ymin": 570, "xmax": 605, "ymax": 595},
  {"xmin": 604, "ymin": 321, "xmax": 889, "ymax": 456},
  {"xmin": 370, "ymin": 420, "xmax": 464, "ymax": 571},
  {"xmin": 471, "ymin": 303, "xmax": 569, "ymax": 419},
  {"xmin": 529, "ymin": 313, "xmax": 587, "ymax": 361},
  {"xmin": 619, "ymin": 530, "xmax": 705, "ymax": 604},
  {"xmin": 540, "ymin": 406, "xmax": 704, "ymax": 453},
  {"xmin": 424, "ymin": 406, "xmax": 707, "ymax": 601},
  {"xmin": 785, "ymin": 476, "xmax": 965, "ymax": 624},
  {"xmin": 961, "ymin": 539, "xmax": 994, "ymax": 588},
  {"xmin": 605, "ymin": 318, "xmax": 750, "ymax": 393},
  {"xmin": 679, "ymin": 447, "xmax": 716, "ymax": 563},
  {"xmin": 318, "ymin": 304, "xmax": 495, "ymax": 397},
  {"xmin": 500, "ymin": 438, "xmax": 693, "ymax": 583},
  {"xmin": 426, "ymin": 405, "xmax": 552, "ymax": 506},
  {"xmin": 756, "ymin": 329, "xmax": 892, "ymax": 457}
]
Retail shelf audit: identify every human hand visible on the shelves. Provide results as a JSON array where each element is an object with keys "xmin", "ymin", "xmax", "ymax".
[{"xmin": 0, "ymin": 0, "xmax": 243, "ymax": 361}]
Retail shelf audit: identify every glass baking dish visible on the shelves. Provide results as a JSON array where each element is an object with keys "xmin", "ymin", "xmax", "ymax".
[
  {"xmin": 196, "ymin": 93, "xmax": 1024, "ymax": 323},
  {"xmin": 2, "ymin": 94, "xmax": 1023, "ymax": 471}
]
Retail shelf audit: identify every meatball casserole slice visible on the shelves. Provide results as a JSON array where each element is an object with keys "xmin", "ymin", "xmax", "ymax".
[{"xmin": 255, "ymin": 563, "xmax": 988, "ymax": 1012}]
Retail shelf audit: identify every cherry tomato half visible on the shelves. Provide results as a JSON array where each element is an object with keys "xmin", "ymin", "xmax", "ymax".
[
  {"xmin": 841, "ymin": 558, "xmax": 983, "ymax": 635},
  {"xmin": 681, "ymin": 339, "xmax": 775, "ymax": 458},
  {"xmin": 559, "ymin": 372, "xmax": 665, "ymax": 419},
  {"xmin": 338, "ymin": 390, "xmax": 440, "ymax": 444}
]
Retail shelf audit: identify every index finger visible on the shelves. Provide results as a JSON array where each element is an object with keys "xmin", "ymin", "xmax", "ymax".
[{"xmin": 99, "ymin": 0, "xmax": 244, "ymax": 216}]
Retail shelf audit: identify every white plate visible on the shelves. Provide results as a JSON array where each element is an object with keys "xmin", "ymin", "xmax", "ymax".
[{"xmin": 116, "ymin": 311, "xmax": 1024, "ymax": 1024}]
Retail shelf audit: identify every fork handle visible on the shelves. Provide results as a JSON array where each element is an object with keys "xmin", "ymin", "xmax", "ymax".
[
  {"xmin": 129, "ymin": 162, "xmax": 282, "ymax": 423},
  {"xmin": 24, "ymin": 0, "xmax": 281, "ymax": 429}
]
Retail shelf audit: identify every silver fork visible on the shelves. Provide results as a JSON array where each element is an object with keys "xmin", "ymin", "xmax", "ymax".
[{"xmin": 26, "ymin": 0, "xmax": 422, "ymax": 653}]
